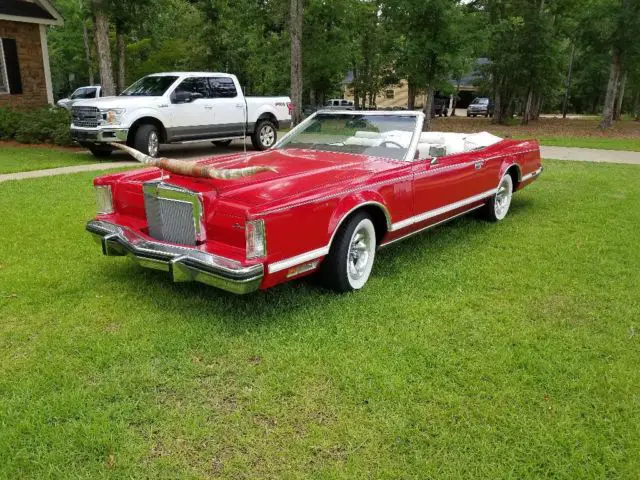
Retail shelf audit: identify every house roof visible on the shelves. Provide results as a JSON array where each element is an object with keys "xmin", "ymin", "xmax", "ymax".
[{"xmin": 0, "ymin": 0, "xmax": 63, "ymax": 26}]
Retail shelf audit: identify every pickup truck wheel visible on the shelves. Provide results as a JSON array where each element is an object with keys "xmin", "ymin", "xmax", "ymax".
[
  {"xmin": 318, "ymin": 212, "xmax": 376, "ymax": 292},
  {"xmin": 213, "ymin": 140, "xmax": 233, "ymax": 147},
  {"xmin": 484, "ymin": 173, "xmax": 513, "ymax": 222},
  {"xmin": 134, "ymin": 124, "xmax": 160, "ymax": 157},
  {"xmin": 251, "ymin": 120, "xmax": 277, "ymax": 150}
]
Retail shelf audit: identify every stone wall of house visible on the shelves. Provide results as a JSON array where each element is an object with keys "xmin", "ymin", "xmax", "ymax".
[{"xmin": 0, "ymin": 20, "xmax": 48, "ymax": 108}]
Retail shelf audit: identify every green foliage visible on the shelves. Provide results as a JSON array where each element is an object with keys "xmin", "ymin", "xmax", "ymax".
[{"xmin": 0, "ymin": 107, "xmax": 73, "ymax": 146}]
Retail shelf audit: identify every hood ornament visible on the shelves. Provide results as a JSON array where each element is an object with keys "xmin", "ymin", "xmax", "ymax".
[{"xmin": 110, "ymin": 143, "xmax": 277, "ymax": 180}]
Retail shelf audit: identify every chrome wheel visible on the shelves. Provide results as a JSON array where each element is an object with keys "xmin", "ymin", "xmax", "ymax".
[
  {"xmin": 494, "ymin": 174, "xmax": 513, "ymax": 220},
  {"xmin": 346, "ymin": 218, "xmax": 376, "ymax": 289},
  {"xmin": 259, "ymin": 124, "xmax": 275, "ymax": 148},
  {"xmin": 148, "ymin": 131, "xmax": 159, "ymax": 157}
]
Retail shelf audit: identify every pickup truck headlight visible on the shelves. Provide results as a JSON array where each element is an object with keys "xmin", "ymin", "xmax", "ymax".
[
  {"xmin": 100, "ymin": 108, "xmax": 126, "ymax": 125},
  {"xmin": 95, "ymin": 185, "xmax": 114, "ymax": 214},
  {"xmin": 246, "ymin": 219, "xmax": 266, "ymax": 259}
]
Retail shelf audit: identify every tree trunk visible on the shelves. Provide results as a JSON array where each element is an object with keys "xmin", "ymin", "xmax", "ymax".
[
  {"xmin": 290, "ymin": 0, "xmax": 303, "ymax": 125},
  {"xmin": 82, "ymin": 22, "xmax": 94, "ymax": 85},
  {"xmin": 492, "ymin": 89, "xmax": 502, "ymax": 125},
  {"xmin": 614, "ymin": 71, "xmax": 627, "ymax": 120},
  {"xmin": 562, "ymin": 42, "xmax": 576, "ymax": 119},
  {"xmin": 422, "ymin": 86, "xmax": 434, "ymax": 131},
  {"xmin": 599, "ymin": 49, "xmax": 621, "ymax": 129},
  {"xmin": 92, "ymin": 0, "xmax": 115, "ymax": 96},
  {"xmin": 533, "ymin": 95, "xmax": 543, "ymax": 120},
  {"xmin": 633, "ymin": 90, "xmax": 639, "ymax": 121},
  {"xmin": 116, "ymin": 27, "xmax": 126, "ymax": 94},
  {"xmin": 407, "ymin": 80, "xmax": 416, "ymax": 110},
  {"xmin": 521, "ymin": 87, "xmax": 533, "ymax": 125}
]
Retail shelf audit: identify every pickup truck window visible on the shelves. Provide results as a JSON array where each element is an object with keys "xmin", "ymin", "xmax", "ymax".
[
  {"xmin": 70, "ymin": 87, "xmax": 97, "ymax": 99},
  {"xmin": 209, "ymin": 77, "xmax": 237, "ymax": 98},
  {"xmin": 121, "ymin": 75, "xmax": 178, "ymax": 96},
  {"xmin": 173, "ymin": 77, "xmax": 211, "ymax": 99}
]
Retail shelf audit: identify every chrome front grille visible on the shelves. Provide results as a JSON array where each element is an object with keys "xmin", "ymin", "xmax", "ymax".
[
  {"xmin": 143, "ymin": 183, "xmax": 204, "ymax": 246},
  {"xmin": 71, "ymin": 106, "xmax": 101, "ymax": 128}
]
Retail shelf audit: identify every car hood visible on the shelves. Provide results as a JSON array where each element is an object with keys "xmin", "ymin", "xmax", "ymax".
[
  {"xmin": 72, "ymin": 96, "xmax": 164, "ymax": 108},
  {"xmin": 123, "ymin": 148, "xmax": 406, "ymax": 211}
]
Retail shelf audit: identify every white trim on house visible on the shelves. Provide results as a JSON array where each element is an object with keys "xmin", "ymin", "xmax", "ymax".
[
  {"xmin": 0, "ymin": 0, "xmax": 63, "ymax": 26},
  {"xmin": 39, "ymin": 24, "xmax": 53, "ymax": 104},
  {"xmin": 34, "ymin": 0, "xmax": 64, "ymax": 25},
  {"xmin": 0, "ymin": 14, "xmax": 61, "ymax": 26}
]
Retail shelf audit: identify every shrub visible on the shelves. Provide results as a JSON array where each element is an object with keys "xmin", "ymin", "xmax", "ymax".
[{"xmin": 0, "ymin": 106, "xmax": 73, "ymax": 146}]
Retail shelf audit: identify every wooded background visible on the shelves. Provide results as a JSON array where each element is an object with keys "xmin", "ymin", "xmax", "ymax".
[{"xmin": 48, "ymin": 0, "xmax": 640, "ymax": 129}]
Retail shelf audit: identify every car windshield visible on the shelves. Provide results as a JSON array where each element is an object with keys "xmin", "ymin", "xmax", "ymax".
[
  {"xmin": 472, "ymin": 98, "xmax": 489, "ymax": 105},
  {"xmin": 120, "ymin": 76, "xmax": 178, "ymax": 96},
  {"xmin": 277, "ymin": 113, "xmax": 418, "ymax": 161}
]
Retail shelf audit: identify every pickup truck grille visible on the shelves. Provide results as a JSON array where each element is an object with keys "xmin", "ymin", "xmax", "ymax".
[
  {"xmin": 71, "ymin": 106, "xmax": 101, "ymax": 128},
  {"xmin": 143, "ymin": 183, "xmax": 202, "ymax": 246}
]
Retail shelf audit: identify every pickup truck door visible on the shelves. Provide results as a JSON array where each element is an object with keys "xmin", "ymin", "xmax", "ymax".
[
  {"xmin": 406, "ymin": 152, "xmax": 491, "ymax": 232},
  {"xmin": 167, "ymin": 77, "xmax": 216, "ymax": 141},
  {"xmin": 207, "ymin": 76, "xmax": 246, "ymax": 137}
]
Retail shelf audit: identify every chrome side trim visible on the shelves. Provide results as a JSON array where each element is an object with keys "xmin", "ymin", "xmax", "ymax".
[
  {"xmin": 267, "ymin": 246, "xmax": 330, "ymax": 274},
  {"xmin": 380, "ymin": 205, "xmax": 483, "ymax": 248},
  {"xmin": 521, "ymin": 166, "xmax": 543, "ymax": 182},
  {"xmin": 390, "ymin": 188, "xmax": 496, "ymax": 231}
]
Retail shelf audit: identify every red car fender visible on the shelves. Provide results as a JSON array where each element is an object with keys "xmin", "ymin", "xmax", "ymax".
[
  {"xmin": 326, "ymin": 191, "xmax": 392, "ymax": 248},
  {"xmin": 498, "ymin": 158, "xmax": 523, "ymax": 189}
]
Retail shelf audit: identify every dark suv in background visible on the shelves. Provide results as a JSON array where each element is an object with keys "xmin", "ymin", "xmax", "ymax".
[
  {"xmin": 432, "ymin": 95, "xmax": 449, "ymax": 117},
  {"xmin": 467, "ymin": 97, "xmax": 494, "ymax": 117}
]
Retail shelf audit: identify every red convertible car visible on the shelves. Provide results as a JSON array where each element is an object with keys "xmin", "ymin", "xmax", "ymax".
[{"xmin": 87, "ymin": 111, "xmax": 542, "ymax": 294}]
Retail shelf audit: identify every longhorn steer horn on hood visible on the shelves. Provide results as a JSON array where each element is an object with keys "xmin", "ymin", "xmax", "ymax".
[{"xmin": 110, "ymin": 143, "xmax": 277, "ymax": 180}]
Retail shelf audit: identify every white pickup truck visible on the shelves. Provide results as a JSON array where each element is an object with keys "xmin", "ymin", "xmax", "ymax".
[{"xmin": 70, "ymin": 72, "xmax": 292, "ymax": 158}]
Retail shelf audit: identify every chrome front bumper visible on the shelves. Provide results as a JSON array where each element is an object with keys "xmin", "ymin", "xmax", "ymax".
[
  {"xmin": 71, "ymin": 128, "xmax": 129, "ymax": 143},
  {"xmin": 86, "ymin": 220, "xmax": 263, "ymax": 294}
]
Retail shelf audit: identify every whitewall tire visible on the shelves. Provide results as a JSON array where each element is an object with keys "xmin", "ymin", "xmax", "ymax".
[
  {"xmin": 318, "ymin": 213, "xmax": 377, "ymax": 292},
  {"xmin": 485, "ymin": 173, "xmax": 514, "ymax": 222}
]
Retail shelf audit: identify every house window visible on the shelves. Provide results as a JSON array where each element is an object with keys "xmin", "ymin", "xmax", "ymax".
[
  {"xmin": 0, "ymin": 41, "xmax": 9, "ymax": 94},
  {"xmin": 0, "ymin": 38, "xmax": 22, "ymax": 95},
  {"xmin": 385, "ymin": 89, "xmax": 394, "ymax": 99}
]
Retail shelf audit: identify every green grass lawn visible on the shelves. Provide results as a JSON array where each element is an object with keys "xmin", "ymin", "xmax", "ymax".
[
  {"xmin": 527, "ymin": 136, "xmax": 640, "ymax": 151},
  {"xmin": 0, "ymin": 145, "xmax": 95, "ymax": 174},
  {"xmin": 1, "ymin": 161, "xmax": 639, "ymax": 478}
]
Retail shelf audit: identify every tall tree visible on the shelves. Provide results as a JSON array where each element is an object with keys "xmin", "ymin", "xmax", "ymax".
[
  {"xmin": 82, "ymin": 21, "xmax": 94, "ymax": 85},
  {"xmin": 388, "ymin": 0, "xmax": 466, "ymax": 130},
  {"xmin": 290, "ymin": 0, "xmax": 303, "ymax": 125},
  {"xmin": 595, "ymin": 0, "xmax": 640, "ymax": 128},
  {"xmin": 92, "ymin": 0, "xmax": 115, "ymax": 96}
]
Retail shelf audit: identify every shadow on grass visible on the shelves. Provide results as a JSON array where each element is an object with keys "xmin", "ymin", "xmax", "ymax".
[{"xmin": 94, "ymin": 196, "xmax": 538, "ymax": 335}]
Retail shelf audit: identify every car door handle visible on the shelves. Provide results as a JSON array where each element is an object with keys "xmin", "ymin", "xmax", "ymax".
[
  {"xmin": 204, "ymin": 105, "xmax": 213, "ymax": 110},
  {"xmin": 474, "ymin": 160, "xmax": 485, "ymax": 169},
  {"xmin": 235, "ymin": 103, "xmax": 244, "ymax": 108}
]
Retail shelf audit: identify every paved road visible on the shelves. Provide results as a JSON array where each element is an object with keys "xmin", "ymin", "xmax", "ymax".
[
  {"xmin": 540, "ymin": 146, "xmax": 640, "ymax": 165},
  {"xmin": 1, "ymin": 141, "xmax": 639, "ymax": 183}
]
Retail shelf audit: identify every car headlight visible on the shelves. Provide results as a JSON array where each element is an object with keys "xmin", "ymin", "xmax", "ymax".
[
  {"xmin": 100, "ymin": 108, "xmax": 126, "ymax": 125},
  {"xmin": 246, "ymin": 219, "xmax": 266, "ymax": 259},
  {"xmin": 95, "ymin": 185, "xmax": 114, "ymax": 214}
]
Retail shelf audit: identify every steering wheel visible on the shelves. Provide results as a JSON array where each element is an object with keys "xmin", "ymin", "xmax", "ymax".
[{"xmin": 380, "ymin": 140, "xmax": 404, "ymax": 149}]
